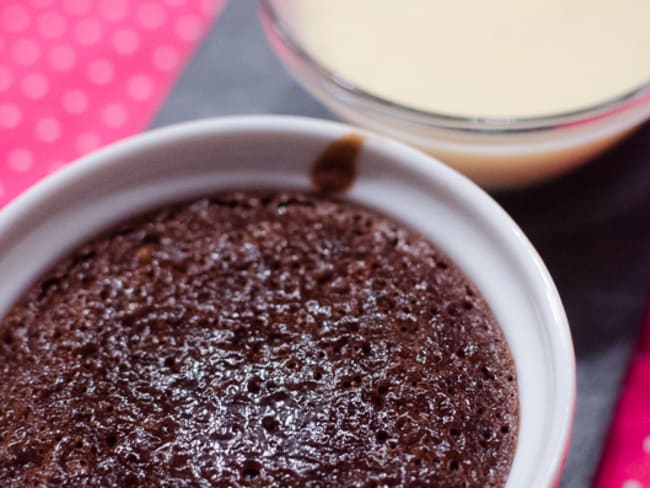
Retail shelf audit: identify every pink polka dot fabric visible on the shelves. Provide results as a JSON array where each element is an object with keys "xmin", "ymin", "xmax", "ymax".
[
  {"xmin": 0, "ymin": 0, "xmax": 226, "ymax": 207},
  {"xmin": 595, "ymin": 305, "xmax": 650, "ymax": 488}
]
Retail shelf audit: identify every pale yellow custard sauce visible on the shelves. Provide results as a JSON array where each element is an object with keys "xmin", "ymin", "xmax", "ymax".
[{"xmin": 268, "ymin": 0, "xmax": 650, "ymax": 187}]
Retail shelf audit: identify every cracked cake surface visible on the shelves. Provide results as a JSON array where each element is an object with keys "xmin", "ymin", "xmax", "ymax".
[{"xmin": 0, "ymin": 192, "xmax": 518, "ymax": 487}]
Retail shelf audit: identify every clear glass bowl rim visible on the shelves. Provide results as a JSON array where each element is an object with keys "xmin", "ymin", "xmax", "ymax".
[{"xmin": 259, "ymin": 0, "xmax": 650, "ymax": 134}]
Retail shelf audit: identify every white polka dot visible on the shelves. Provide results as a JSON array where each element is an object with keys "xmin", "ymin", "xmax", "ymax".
[
  {"xmin": 63, "ymin": 0, "xmax": 90, "ymax": 16},
  {"xmin": 37, "ymin": 12, "xmax": 67, "ymax": 39},
  {"xmin": 76, "ymin": 132, "xmax": 101, "ymax": 154},
  {"xmin": 153, "ymin": 45, "xmax": 179, "ymax": 71},
  {"xmin": 0, "ymin": 66, "xmax": 13, "ymax": 92},
  {"xmin": 3, "ymin": 5, "xmax": 30, "ymax": 33},
  {"xmin": 75, "ymin": 18, "xmax": 102, "ymax": 46},
  {"xmin": 127, "ymin": 74, "xmax": 153, "ymax": 101},
  {"xmin": 35, "ymin": 117, "xmax": 61, "ymax": 142},
  {"xmin": 643, "ymin": 435, "xmax": 650, "ymax": 454},
  {"xmin": 623, "ymin": 481, "xmax": 643, "ymax": 488},
  {"xmin": 88, "ymin": 59, "xmax": 114, "ymax": 85},
  {"xmin": 0, "ymin": 103, "xmax": 21, "ymax": 128},
  {"xmin": 8, "ymin": 149, "xmax": 34, "ymax": 172},
  {"xmin": 99, "ymin": 0, "xmax": 127, "ymax": 22},
  {"xmin": 11, "ymin": 39, "xmax": 41, "ymax": 65},
  {"xmin": 21, "ymin": 72, "xmax": 49, "ymax": 99},
  {"xmin": 175, "ymin": 14, "xmax": 203, "ymax": 42},
  {"xmin": 112, "ymin": 29, "xmax": 139, "ymax": 55},
  {"xmin": 137, "ymin": 3, "xmax": 166, "ymax": 30},
  {"xmin": 62, "ymin": 89, "xmax": 88, "ymax": 114},
  {"xmin": 102, "ymin": 103, "xmax": 128, "ymax": 128},
  {"xmin": 48, "ymin": 44, "xmax": 76, "ymax": 71}
]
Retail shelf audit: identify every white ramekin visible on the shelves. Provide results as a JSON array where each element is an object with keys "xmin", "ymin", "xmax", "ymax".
[{"xmin": 0, "ymin": 116, "xmax": 575, "ymax": 487}]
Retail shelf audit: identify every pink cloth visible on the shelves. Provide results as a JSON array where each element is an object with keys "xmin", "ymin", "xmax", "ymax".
[
  {"xmin": 595, "ymin": 304, "xmax": 650, "ymax": 488},
  {"xmin": 0, "ymin": 0, "xmax": 225, "ymax": 208}
]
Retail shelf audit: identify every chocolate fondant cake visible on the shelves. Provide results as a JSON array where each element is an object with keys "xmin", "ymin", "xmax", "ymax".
[{"xmin": 0, "ymin": 192, "xmax": 518, "ymax": 486}]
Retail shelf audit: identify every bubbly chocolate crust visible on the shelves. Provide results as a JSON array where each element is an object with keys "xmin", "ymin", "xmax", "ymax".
[{"xmin": 0, "ymin": 192, "xmax": 518, "ymax": 487}]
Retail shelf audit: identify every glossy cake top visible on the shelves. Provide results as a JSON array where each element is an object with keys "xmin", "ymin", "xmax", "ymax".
[{"xmin": 0, "ymin": 192, "xmax": 518, "ymax": 487}]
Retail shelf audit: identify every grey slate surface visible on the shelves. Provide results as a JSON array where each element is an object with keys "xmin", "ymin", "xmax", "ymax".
[{"xmin": 153, "ymin": 2, "xmax": 650, "ymax": 486}]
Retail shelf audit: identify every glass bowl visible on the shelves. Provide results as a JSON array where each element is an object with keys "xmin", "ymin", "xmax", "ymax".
[{"xmin": 259, "ymin": 0, "xmax": 650, "ymax": 188}]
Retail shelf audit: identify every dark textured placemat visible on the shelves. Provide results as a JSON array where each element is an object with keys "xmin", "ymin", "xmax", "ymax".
[{"xmin": 153, "ymin": 2, "xmax": 650, "ymax": 486}]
